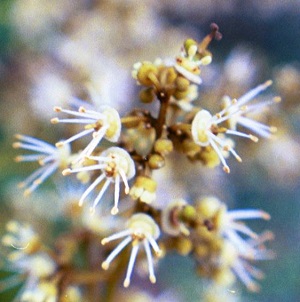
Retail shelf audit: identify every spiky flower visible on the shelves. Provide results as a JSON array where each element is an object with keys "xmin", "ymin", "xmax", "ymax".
[
  {"xmin": 196, "ymin": 197, "xmax": 273, "ymax": 291},
  {"xmin": 13, "ymin": 134, "xmax": 71, "ymax": 196},
  {"xmin": 191, "ymin": 109, "xmax": 258, "ymax": 173},
  {"xmin": 101, "ymin": 213, "xmax": 162, "ymax": 287},
  {"xmin": 2, "ymin": 221, "xmax": 56, "ymax": 280},
  {"xmin": 221, "ymin": 80, "xmax": 279, "ymax": 138},
  {"xmin": 63, "ymin": 147, "xmax": 135, "ymax": 215},
  {"xmin": 51, "ymin": 105, "xmax": 121, "ymax": 163}
]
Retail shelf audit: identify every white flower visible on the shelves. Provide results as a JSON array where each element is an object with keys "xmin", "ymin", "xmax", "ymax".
[
  {"xmin": 224, "ymin": 232, "xmax": 274, "ymax": 292},
  {"xmin": 2, "ymin": 220, "xmax": 40, "ymax": 257},
  {"xmin": 51, "ymin": 105, "xmax": 121, "ymax": 164},
  {"xmin": 101, "ymin": 213, "xmax": 162, "ymax": 287},
  {"xmin": 217, "ymin": 206, "xmax": 271, "ymax": 258},
  {"xmin": 161, "ymin": 199, "xmax": 190, "ymax": 236},
  {"xmin": 221, "ymin": 80, "xmax": 279, "ymax": 138},
  {"xmin": 197, "ymin": 197, "xmax": 273, "ymax": 291},
  {"xmin": 13, "ymin": 134, "xmax": 71, "ymax": 196},
  {"xmin": 191, "ymin": 108, "xmax": 258, "ymax": 173},
  {"xmin": 63, "ymin": 147, "xmax": 135, "ymax": 215}
]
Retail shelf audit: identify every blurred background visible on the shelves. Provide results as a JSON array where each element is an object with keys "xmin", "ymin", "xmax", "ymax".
[{"xmin": 0, "ymin": 0, "xmax": 300, "ymax": 301}]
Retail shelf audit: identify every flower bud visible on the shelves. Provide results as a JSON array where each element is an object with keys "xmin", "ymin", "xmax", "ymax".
[
  {"xmin": 148, "ymin": 153, "xmax": 165, "ymax": 169},
  {"xmin": 154, "ymin": 138, "xmax": 174, "ymax": 155},
  {"xmin": 139, "ymin": 88, "xmax": 155, "ymax": 103}
]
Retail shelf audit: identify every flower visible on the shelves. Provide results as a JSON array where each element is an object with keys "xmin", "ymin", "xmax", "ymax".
[
  {"xmin": 191, "ymin": 108, "xmax": 258, "ymax": 173},
  {"xmin": 161, "ymin": 199, "xmax": 191, "ymax": 236},
  {"xmin": 174, "ymin": 39, "xmax": 212, "ymax": 85},
  {"xmin": 2, "ymin": 221, "xmax": 56, "ymax": 282},
  {"xmin": 196, "ymin": 197, "xmax": 273, "ymax": 291},
  {"xmin": 62, "ymin": 147, "xmax": 135, "ymax": 215},
  {"xmin": 101, "ymin": 213, "xmax": 162, "ymax": 287},
  {"xmin": 13, "ymin": 134, "xmax": 71, "ymax": 196},
  {"xmin": 51, "ymin": 105, "xmax": 121, "ymax": 164},
  {"xmin": 221, "ymin": 80, "xmax": 279, "ymax": 138},
  {"xmin": 197, "ymin": 197, "xmax": 271, "ymax": 256},
  {"xmin": 2, "ymin": 220, "xmax": 40, "ymax": 257}
]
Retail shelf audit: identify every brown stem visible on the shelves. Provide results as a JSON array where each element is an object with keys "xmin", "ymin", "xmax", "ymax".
[
  {"xmin": 104, "ymin": 249, "xmax": 129, "ymax": 302},
  {"xmin": 155, "ymin": 94, "xmax": 170, "ymax": 138}
]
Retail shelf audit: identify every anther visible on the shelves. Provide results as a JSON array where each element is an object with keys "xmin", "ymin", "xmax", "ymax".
[
  {"xmin": 62, "ymin": 168, "xmax": 72, "ymax": 176},
  {"xmin": 50, "ymin": 118, "xmax": 59, "ymax": 124},
  {"xmin": 53, "ymin": 106, "xmax": 62, "ymax": 112}
]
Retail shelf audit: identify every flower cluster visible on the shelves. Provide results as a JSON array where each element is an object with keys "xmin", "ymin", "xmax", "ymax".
[{"xmin": 7, "ymin": 24, "xmax": 280, "ymax": 301}]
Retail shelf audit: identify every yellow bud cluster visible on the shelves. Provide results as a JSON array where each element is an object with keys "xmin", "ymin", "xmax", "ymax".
[{"xmin": 129, "ymin": 176, "xmax": 157, "ymax": 204}]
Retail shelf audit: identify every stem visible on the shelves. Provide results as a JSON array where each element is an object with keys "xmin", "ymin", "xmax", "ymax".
[
  {"xmin": 68, "ymin": 270, "xmax": 107, "ymax": 284},
  {"xmin": 104, "ymin": 248, "xmax": 129, "ymax": 302},
  {"xmin": 155, "ymin": 94, "xmax": 170, "ymax": 138}
]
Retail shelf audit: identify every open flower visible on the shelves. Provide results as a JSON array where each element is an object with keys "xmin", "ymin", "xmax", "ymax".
[
  {"xmin": 101, "ymin": 213, "xmax": 162, "ymax": 287},
  {"xmin": 191, "ymin": 109, "xmax": 258, "ymax": 173},
  {"xmin": 13, "ymin": 134, "xmax": 71, "ymax": 195},
  {"xmin": 51, "ymin": 105, "xmax": 121, "ymax": 163},
  {"xmin": 197, "ymin": 197, "xmax": 271, "ymax": 257},
  {"xmin": 221, "ymin": 80, "xmax": 279, "ymax": 138},
  {"xmin": 196, "ymin": 197, "xmax": 273, "ymax": 291},
  {"xmin": 2, "ymin": 220, "xmax": 41, "ymax": 258},
  {"xmin": 63, "ymin": 147, "xmax": 135, "ymax": 215},
  {"xmin": 2, "ymin": 221, "xmax": 56, "ymax": 284}
]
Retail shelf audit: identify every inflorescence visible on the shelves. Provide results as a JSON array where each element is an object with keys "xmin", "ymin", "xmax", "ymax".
[{"xmin": 6, "ymin": 24, "xmax": 279, "ymax": 300}]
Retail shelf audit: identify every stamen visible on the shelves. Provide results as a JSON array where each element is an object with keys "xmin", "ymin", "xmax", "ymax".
[
  {"xmin": 62, "ymin": 164, "xmax": 105, "ymax": 175},
  {"xmin": 228, "ymin": 209, "xmax": 270, "ymax": 221},
  {"xmin": 236, "ymin": 80, "xmax": 272, "ymax": 108},
  {"xmin": 207, "ymin": 133, "xmax": 230, "ymax": 173},
  {"xmin": 102, "ymin": 236, "xmax": 132, "ymax": 270},
  {"xmin": 13, "ymin": 143, "xmax": 54, "ymax": 154},
  {"xmin": 23, "ymin": 163, "xmax": 58, "ymax": 196},
  {"xmin": 14, "ymin": 154, "xmax": 43, "ymax": 162},
  {"xmin": 101, "ymin": 230, "xmax": 132, "ymax": 245},
  {"xmin": 55, "ymin": 129, "xmax": 94, "ymax": 147},
  {"xmin": 143, "ymin": 239, "xmax": 156, "ymax": 283},
  {"xmin": 229, "ymin": 222, "xmax": 258, "ymax": 239},
  {"xmin": 51, "ymin": 118, "xmax": 96, "ymax": 124},
  {"xmin": 225, "ymin": 129, "xmax": 258, "ymax": 142},
  {"xmin": 119, "ymin": 168, "xmax": 130, "ymax": 194},
  {"xmin": 79, "ymin": 174, "xmax": 106, "ymax": 206},
  {"xmin": 111, "ymin": 174, "xmax": 120, "ymax": 215},
  {"xmin": 232, "ymin": 260, "xmax": 260, "ymax": 292},
  {"xmin": 91, "ymin": 178, "xmax": 111, "ymax": 210},
  {"xmin": 123, "ymin": 244, "xmax": 139, "ymax": 288},
  {"xmin": 146, "ymin": 234, "xmax": 162, "ymax": 257},
  {"xmin": 14, "ymin": 135, "xmax": 55, "ymax": 151}
]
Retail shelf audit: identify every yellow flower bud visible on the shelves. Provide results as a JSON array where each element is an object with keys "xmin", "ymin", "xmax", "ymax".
[
  {"xmin": 148, "ymin": 153, "xmax": 165, "ymax": 169},
  {"xmin": 154, "ymin": 138, "xmax": 174, "ymax": 155},
  {"xmin": 175, "ymin": 76, "xmax": 190, "ymax": 91},
  {"xmin": 137, "ymin": 63, "xmax": 158, "ymax": 86},
  {"xmin": 139, "ymin": 88, "xmax": 155, "ymax": 103}
]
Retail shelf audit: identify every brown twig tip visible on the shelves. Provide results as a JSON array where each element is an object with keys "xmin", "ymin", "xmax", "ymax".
[{"xmin": 210, "ymin": 23, "xmax": 222, "ymax": 40}]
